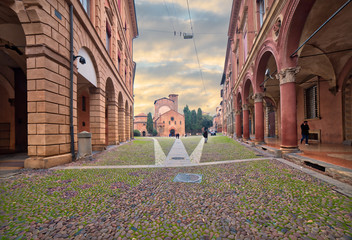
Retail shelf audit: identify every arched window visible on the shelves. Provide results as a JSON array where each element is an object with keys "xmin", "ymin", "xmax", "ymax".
[
  {"xmin": 258, "ymin": 0, "xmax": 265, "ymax": 27},
  {"xmin": 171, "ymin": 117, "xmax": 174, "ymax": 121}
]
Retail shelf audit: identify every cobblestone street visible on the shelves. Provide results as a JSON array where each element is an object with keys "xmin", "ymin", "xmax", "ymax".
[{"xmin": 1, "ymin": 136, "xmax": 351, "ymax": 239}]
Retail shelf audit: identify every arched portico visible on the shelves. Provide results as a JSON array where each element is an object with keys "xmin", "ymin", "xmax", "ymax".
[
  {"xmin": 105, "ymin": 78, "xmax": 118, "ymax": 145},
  {"xmin": 242, "ymin": 77, "xmax": 254, "ymax": 140},
  {"xmin": 235, "ymin": 92, "xmax": 243, "ymax": 139},
  {"xmin": 0, "ymin": 5, "xmax": 27, "ymax": 155},
  {"xmin": 118, "ymin": 92, "xmax": 125, "ymax": 142}
]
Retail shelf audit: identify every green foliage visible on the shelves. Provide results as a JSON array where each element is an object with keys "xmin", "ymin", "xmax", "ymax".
[
  {"xmin": 147, "ymin": 112, "xmax": 154, "ymax": 134},
  {"xmin": 183, "ymin": 106, "xmax": 213, "ymax": 134},
  {"xmin": 133, "ymin": 129, "xmax": 141, "ymax": 137},
  {"xmin": 152, "ymin": 129, "xmax": 158, "ymax": 136}
]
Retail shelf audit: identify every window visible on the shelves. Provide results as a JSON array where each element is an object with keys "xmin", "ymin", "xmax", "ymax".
[
  {"xmin": 118, "ymin": 55, "xmax": 121, "ymax": 72},
  {"xmin": 305, "ymin": 85, "xmax": 319, "ymax": 119},
  {"xmin": 80, "ymin": 0, "xmax": 90, "ymax": 16},
  {"xmin": 243, "ymin": 22, "xmax": 248, "ymax": 62},
  {"xmin": 106, "ymin": 22, "xmax": 111, "ymax": 54},
  {"xmin": 175, "ymin": 121, "xmax": 176, "ymax": 125},
  {"xmin": 180, "ymin": 121, "xmax": 181, "ymax": 125},
  {"xmin": 169, "ymin": 121, "xmax": 170, "ymax": 125},
  {"xmin": 171, "ymin": 117, "xmax": 174, "ymax": 121},
  {"xmin": 82, "ymin": 96, "xmax": 86, "ymax": 111},
  {"xmin": 163, "ymin": 121, "xmax": 165, "ymax": 123},
  {"xmin": 258, "ymin": 0, "xmax": 265, "ymax": 27}
]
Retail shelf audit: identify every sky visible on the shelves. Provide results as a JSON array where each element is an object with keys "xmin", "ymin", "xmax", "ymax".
[{"xmin": 133, "ymin": 0, "xmax": 233, "ymax": 116}]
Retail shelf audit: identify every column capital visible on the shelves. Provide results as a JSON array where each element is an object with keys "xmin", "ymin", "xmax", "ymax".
[
  {"xmin": 235, "ymin": 110, "xmax": 241, "ymax": 115},
  {"xmin": 242, "ymin": 104, "xmax": 249, "ymax": 110},
  {"xmin": 253, "ymin": 92, "xmax": 264, "ymax": 103},
  {"xmin": 276, "ymin": 67, "xmax": 301, "ymax": 85}
]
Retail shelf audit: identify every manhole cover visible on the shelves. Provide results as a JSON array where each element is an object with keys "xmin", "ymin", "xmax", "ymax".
[
  {"xmin": 171, "ymin": 157, "xmax": 185, "ymax": 160},
  {"xmin": 173, "ymin": 173, "xmax": 202, "ymax": 183}
]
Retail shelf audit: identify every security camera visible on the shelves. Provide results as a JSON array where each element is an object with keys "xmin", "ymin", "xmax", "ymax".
[
  {"xmin": 79, "ymin": 57, "xmax": 86, "ymax": 64},
  {"xmin": 73, "ymin": 55, "xmax": 86, "ymax": 65}
]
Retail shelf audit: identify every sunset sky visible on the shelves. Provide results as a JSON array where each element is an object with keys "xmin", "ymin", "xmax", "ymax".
[{"xmin": 133, "ymin": 0, "xmax": 232, "ymax": 116}]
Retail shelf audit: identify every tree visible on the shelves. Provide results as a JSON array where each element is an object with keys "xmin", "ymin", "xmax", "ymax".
[
  {"xmin": 202, "ymin": 114, "xmax": 213, "ymax": 129},
  {"xmin": 147, "ymin": 112, "xmax": 153, "ymax": 134},
  {"xmin": 183, "ymin": 105, "xmax": 191, "ymax": 133},
  {"xmin": 190, "ymin": 110, "xmax": 197, "ymax": 133},
  {"xmin": 152, "ymin": 129, "xmax": 158, "ymax": 136}
]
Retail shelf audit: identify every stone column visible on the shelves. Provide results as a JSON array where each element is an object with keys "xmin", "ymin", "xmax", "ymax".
[
  {"xmin": 25, "ymin": 55, "xmax": 74, "ymax": 168},
  {"xmin": 89, "ymin": 87, "xmax": 105, "ymax": 151},
  {"xmin": 242, "ymin": 104, "xmax": 250, "ymax": 140},
  {"xmin": 107, "ymin": 102, "xmax": 118, "ymax": 145},
  {"xmin": 254, "ymin": 92, "xmax": 264, "ymax": 143},
  {"xmin": 277, "ymin": 67, "xmax": 300, "ymax": 150},
  {"xmin": 125, "ymin": 109, "xmax": 130, "ymax": 141},
  {"xmin": 118, "ymin": 106, "xmax": 125, "ymax": 142},
  {"xmin": 235, "ymin": 110, "xmax": 242, "ymax": 139}
]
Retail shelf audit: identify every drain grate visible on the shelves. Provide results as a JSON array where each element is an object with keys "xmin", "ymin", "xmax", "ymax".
[
  {"xmin": 171, "ymin": 157, "xmax": 185, "ymax": 160},
  {"xmin": 173, "ymin": 173, "xmax": 202, "ymax": 183}
]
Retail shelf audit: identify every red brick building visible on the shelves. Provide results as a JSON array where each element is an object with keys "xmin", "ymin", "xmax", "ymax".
[
  {"xmin": 0, "ymin": 0, "xmax": 138, "ymax": 168},
  {"xmin": 153, "ymin": 94, "xmax": 185, "ymax": 137},
  {"xmin": 213, "ymin": 106, "xmax": 222, "ymax": 133},
  {"xmin": 221, "ymin": 0, "xmax": 352, "ymax": 149},
  {"xmin": 133, "ymin": 113, "xmax": 147, "ymax": 136}
]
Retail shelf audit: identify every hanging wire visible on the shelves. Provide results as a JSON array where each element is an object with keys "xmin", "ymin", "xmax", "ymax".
[
  {"xmin": 186, "ymin": 0, "xmax": 207, "ymax": 94},
  {"xmin": 163, "ymin": 0, "xmax": 176, "ymax": 34}
]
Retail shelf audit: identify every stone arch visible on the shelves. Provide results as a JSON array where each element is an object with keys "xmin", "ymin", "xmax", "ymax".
[
  {"xmin": 279, "ymin": 0, "xmax": 316, "ymax": 68},
  {"xmin": 0, "ymin": 4, "xmax": 27, "ymax": 153},
  {"xmin": 77, "ymin": 47, "xmax": 99, "ymax": 87},
  {"xmin": 341, "ymin": 59, "xmax": 352, "ymax": 142},
  {"xmin": 118, "ymin": 92, "xmax": 125, "ymax": 142},
  {"xmin": 235, "ymin": 91, "xmax": 243, "ymax": 138},
  {"xmin": 105, "ymin": 78, "xmax": 117, "ymax": 145},
  {"xmin": 243, "ymin": 76, "xmax": 255, "ymax": 138}
]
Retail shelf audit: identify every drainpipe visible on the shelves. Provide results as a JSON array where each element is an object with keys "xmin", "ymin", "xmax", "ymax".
[{"xmin": 69, "ymin": 4, "xmax": 75, "ymax": 160}]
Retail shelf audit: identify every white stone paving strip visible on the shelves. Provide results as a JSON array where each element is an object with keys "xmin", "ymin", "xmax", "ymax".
[
  {"xmin": 189, "ymin": 137, "xmax": 204, "ymax": 164},
  {"xmin": 164, "ymin": 139, "xmax": 191, "ymax": 166},
  {"xmin": 152, "ymin": 138, "xmax": 166, "ymax": 165}
]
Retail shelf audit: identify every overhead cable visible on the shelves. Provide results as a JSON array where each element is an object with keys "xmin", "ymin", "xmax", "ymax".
[{"xmin": 186, "ymin": 0, "xmax": 206, "ymax": 94}]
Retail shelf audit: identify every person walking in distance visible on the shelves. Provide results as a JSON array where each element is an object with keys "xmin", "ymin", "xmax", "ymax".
[
  {"xmin": 203, "ymin": 128, "xmax": 208, "ymax": 143},
  {"xmin": 300, "ymin": 121, "xmax": 310, "ymax": 145}
]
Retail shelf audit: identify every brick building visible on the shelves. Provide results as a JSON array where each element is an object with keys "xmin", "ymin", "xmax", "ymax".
[
  {"xmin": 153, "ymin": 94, "xmax": 185, "ymax": 137},
  {"xmin": 133, "ymin": 113, "xmax": 147, "ymax": 136},
  {"xmin": 212, "ymin": 106, "xmax": 222, "ymax": 133},
  {"xmin": 221, "ymin": 0, "xmax": 352, "ymax": 149},
  {"xmin": 0, "ymin": 0, "xmax": 138, "ymax": 168}
]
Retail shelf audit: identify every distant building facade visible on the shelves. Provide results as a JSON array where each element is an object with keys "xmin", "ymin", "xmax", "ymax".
[
  {"xmin": 134, "ymin": 113, "xmax": 147, "ymax": 136},
  {"xmin": 221, "ymin": 0, "xmax": 352, "ymax": 149},
  {"xmin": 213, "ymin": 106, "xmax": 223, "ymax": 132},
  {"xmin": 154, "ymin": 94, "xmax": 185, "ymax": 137},
  {"xmin": 0, "ymin": 0, "xmax": 138, "ymax": 168}
]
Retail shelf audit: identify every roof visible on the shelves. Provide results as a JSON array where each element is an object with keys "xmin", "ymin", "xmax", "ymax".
[
  {"xmin": 135, "ymin": 113, "xmax": 147, "ymax": 117},
  {"xmin": 154, "ymin": 97, "xmax": 174, "ymax": 105}
]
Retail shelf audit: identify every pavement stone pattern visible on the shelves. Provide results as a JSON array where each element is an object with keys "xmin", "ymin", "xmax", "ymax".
[
  {"xmin": 152, "ymin": 138, "xmax": 166, "ymax": 165},
  {"xmin": 1, "ymin": 160, "xmax": 351, "ymax": 239},
  {"xmin": 190, "ymin": 137, "xmax": 205, "ymax": 164},
  {"xmin": 164, "ymin": 139, "xmax": 192, "ymax": 167}
]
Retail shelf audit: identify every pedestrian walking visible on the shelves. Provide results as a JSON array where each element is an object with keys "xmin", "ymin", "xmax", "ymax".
[
  {"xmin": 203, "ymin": 128, "xmax": 208, "ymax": 143},
  {"xmin": 300, "ymin": 121, "xmax": 310, "ymax": 145}
]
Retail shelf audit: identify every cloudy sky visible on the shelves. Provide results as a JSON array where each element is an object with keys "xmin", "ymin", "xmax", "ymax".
[{"xmin": 133, "ymin": 0, "xmax": 232, "ymax": 116}]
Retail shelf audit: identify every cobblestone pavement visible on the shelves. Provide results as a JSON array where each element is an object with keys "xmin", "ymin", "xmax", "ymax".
[{"xmin": 1, "ymin": 160, "xmax": 352, "ymax": 239}]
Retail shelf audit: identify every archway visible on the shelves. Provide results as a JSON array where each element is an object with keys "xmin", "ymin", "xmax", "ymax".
[
  {"xmin": 243, "ymin": 78, "xmax": 254, "ymax": 140},
  {"xmin": 170, "ymin": 129, "xmax": 175, "ymax": 137},
  {"xmin": 105, "ymin": 78, "xmax": 116, "ymax": 145},
  {"xmin": 0, "ymin": 6, "xmax": 27, "ymax": 154},
  {"xmin": 142, "ymin": 131, "xmax": 146, "ymax": 137},
  {"xmin": 255, "ymin": 48, "xmax": 279, "ymax": 143},
  {"xmin": 118, "ymin": 92, "xmax": 124, "ymax": 142},
  {"xmin": 235, "ymin": 92, "xmax": 243, "ymax": 138}
]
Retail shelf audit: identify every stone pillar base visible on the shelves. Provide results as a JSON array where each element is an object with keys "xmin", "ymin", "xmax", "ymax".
[
  {"xmin": 280, "ymin": 146, "xmax": 300, "ymax": 154},
  {"xmin": 24, "ymin": 153, "xmax": 72, "ymax": 169}
]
